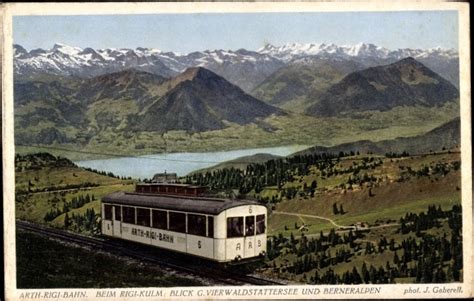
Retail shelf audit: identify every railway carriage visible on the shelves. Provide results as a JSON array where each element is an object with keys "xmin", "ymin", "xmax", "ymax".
[{"xmin": 101, "ymin": 183, "xmax": 267, "ymax": 263}]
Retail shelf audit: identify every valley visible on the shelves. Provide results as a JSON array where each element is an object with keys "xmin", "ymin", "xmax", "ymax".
[
  {"xmin": 14, "ymin": 44, "xmax": 460, "ymax": 161},
  {"xmin": 15, "ymin": 101, "xmax": 459, "ymax": 161}
]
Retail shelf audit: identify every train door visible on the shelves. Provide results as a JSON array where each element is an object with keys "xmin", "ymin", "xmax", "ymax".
[
  {"xmin": 102, "ymin": 204, "xmax": 114, "ymax": 236},
  {"xmin": 244, "ymin": 216, "xmax": 256, "ymax": 258},
  {"xmin": 113, "ymin": 205, "xmax": 122, "ymax": 237}
]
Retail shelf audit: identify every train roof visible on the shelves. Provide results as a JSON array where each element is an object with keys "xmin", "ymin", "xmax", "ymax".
[{"xmin": 102, "ymin": 191, "xmax": 263, "ymax": 215}]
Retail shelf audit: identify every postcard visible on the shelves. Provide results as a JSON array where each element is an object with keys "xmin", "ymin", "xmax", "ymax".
[{"xmin": 2, "ymin": 2, "xmax": 472, "ymax": 300}]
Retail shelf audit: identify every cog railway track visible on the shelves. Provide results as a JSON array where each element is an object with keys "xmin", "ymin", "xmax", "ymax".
[{"xmin": 16, "ymin": 220, "xmax": 284, "ymax": 286}]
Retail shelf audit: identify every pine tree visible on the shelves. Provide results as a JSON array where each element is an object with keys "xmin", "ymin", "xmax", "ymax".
[
  {"xmin": 393, "ymin": 252, "xmax": 400, "ymax": 266},
  {"xmin": 378, "ymin": 266, "xmax": 387, "ymax": 283},
  {"xmin": 64, "ymin": 213, "xmax": 71, "ymax": 229},
  {"xmin": 310, "ymin": 180, "xmax": 317, "ymax": 197},
  {"xmin": 332, "ymin": 203, "xmax": 339, "ymax": 215},
  {"xmin": 351, "ymin": 266, "xmax": 362, "ymax": 284},
  {"xmin": 339, "ymin": 204, "xmax": 345, "ymax": 215},
  {"xmin": 446, "ymin": 265, "xmax": 453, "ymax": 282},
  {"xmin": 362, "ymin": 262, "xmax": 370, "ymax": 284},
  {"xmin": 369, "ymin": 265, "xmax": 377, "ymax": 284},
  {"xmin": 452, "ymin": 262, "xmax": 461, "ymax": 281}
]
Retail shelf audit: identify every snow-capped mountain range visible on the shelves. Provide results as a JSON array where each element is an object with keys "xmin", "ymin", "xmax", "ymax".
[
  {"xmin": 14, "ymin": 42, "xmax": 459, "ymax": 91},
  {"xmin": 257, "ymin": 42, "xmax": 458, "ymax": 62}
]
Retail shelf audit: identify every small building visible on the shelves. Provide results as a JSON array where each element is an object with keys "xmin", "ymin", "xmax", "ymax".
[{"xmin": 152, "ymin": 172, "xmax": 178, "ymax": 183}]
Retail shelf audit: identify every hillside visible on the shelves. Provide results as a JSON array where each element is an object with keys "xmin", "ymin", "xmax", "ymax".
[
  {"xmin": 305, "ymin": 57, "xmax": 459, "ymax": 117},
  {"xmin": 136, "ymin": 67, "xmax": 285, "ymax": 133},
  {"xmin": 15, "ymin": 153, "xmax": 135, "ymax": 227},
  {"xmin": 190, "ymin": 153, "xmax": 282, "ymax": 175},
  {"xmin": 75, "ymin": 69, "xmax": 168, "ymax": 109},
  {"xmin": 294, "ymin": 117, "xmax": 460, "ymax": 156},
  {"xmin": 258, "ymin": 42, "xmax": 459, "ymax": 88},
  {"xmin": 14, "ymin": 67, "xmax": 285, "ymax": 146},
  {"xmin": 14, "ymin": 60, "xmax": 460, "ymax": 159},
  {"xmin": 186, "ymin": 144, "xmax": 462, "ymax": 284},
  {"xmin": 252, "ymin": 57, "xmax": 364, "ymax": 112}
]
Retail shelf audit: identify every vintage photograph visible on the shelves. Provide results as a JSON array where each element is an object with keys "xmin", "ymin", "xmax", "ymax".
[{"xmin": 3, "ymin": 2, "xmax": 472, "ymax": 300}]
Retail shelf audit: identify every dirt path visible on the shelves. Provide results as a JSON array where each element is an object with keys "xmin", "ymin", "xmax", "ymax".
[
  {"xmin": 272, "ymin": 211, "xmax": 356, "ymax": 230},
  {"xmin": 273, "ymin": 211, "xmax": 399, "ymax": 232}
]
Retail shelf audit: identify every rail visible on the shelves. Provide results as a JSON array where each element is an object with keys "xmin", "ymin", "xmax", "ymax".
[{"xmin": 16, "ymin": 220, "xmax": 284, "ymax": 286}]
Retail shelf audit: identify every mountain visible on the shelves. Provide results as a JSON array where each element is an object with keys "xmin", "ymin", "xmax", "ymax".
[
  {"xmin": 181, "ymin": 49, "xmax": 285, "ymax": 92},
  {"xmin": 14, "ymin": 67, "xmax": 285, "ymax": 146},
  {"xmin": 14, "ymin": 44, "xmax": 283, "ymax": 93},
  {"xmin": 258, "ymin": 42, "xmax": 387, "ymax": 62},
  {"xmin": 252, "ymin": 57, "xmax": 365, "ymax": 112},
  {"xmin": 136, "ymin": 67, "xmax": 285, "ymax": 133},
  {"xmin": 14, "ymin": 78, "xmax": 87, "ymax": 144},
  {"xmin": 14, "ymin": 69, "xmax": 186, "ymax": 141},
  {"xmin": 258, "ymin": 42, "xmax": 459, "ymax": 88},
  {"xmin": 14, "ymin": 43, "xmax": 178, "ymax": 80},
  {"xmin": 305, "ymin": 57, "xmax": 459, "ymax": 117},
  {"xmin": 14, "ymin": 42, "xmax": 458, "ymax": 93},
  {"xmin": 75, "ymin": 69, "xmax": 168, "ymax": 109},
  {"xmin": 293, "ymin": 117, "xmax": 460, "ymax": 156}
]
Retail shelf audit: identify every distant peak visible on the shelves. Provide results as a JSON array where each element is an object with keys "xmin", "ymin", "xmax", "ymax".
[
  {"xmin": 52, "ymin": 43, "xmax": 82, "ymax": 55},
  {"xmin": 181, "ymin": 67, "xmax": 218, "ymax": 80},
  {"xmin": 13, "ymin": 44, "xmax": 25, "ymax": 49},
  {"xmin": 401, "ymin": 56, "xmax": 417, "ymax": 61},
  {"xmin": 78, "ymin": 47, "xmax": 98, "ymax": 55},
  {"xmin": 394, "ymin": 57, "xmax": 420, "ymax": 65},
  {"xmin": 52, "ymin": 42, "xmax": 71, "ymax": 49},
  {"xmin": 258, "ymin": 43, "xmax": 276, "ymax": 52},
  {"xmin": 14, "ymin": 44, "xmax": 28, "ymax": 52},
  {"xmin": 136, "ymin": 47, "xmax": 163, "ymax": 54}
]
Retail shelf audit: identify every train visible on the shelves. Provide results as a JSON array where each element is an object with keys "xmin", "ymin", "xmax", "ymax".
[{"xmin": 101, "ymin": 182, "xmax": 267, "ymax": 263}]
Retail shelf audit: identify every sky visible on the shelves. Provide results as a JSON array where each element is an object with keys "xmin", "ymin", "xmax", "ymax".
[{"xmin": 13, "ymin": 11, "xmax": 458, "ymax": 53}]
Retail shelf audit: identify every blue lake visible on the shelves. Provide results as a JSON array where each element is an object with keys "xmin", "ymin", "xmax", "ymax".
[{"xmin": 75, "ymin": 145, "xmax": 309, "ymax": 179}]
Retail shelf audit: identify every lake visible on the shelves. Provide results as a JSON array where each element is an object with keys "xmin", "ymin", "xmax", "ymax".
[{"xmin": 75, "ymin": 145, "xmax": 309, "ymax": 179}]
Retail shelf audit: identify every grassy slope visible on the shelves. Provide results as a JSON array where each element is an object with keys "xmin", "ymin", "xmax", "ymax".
[
  {"xmin": 263, "ymin": 151, "xmax": 461, "ymax": 283},
  {"xmin": 16, "ymin": 230, "xmax": 203, "ymax": 288},
  {"xmin": 266, "ymin": 218, "xmax": 459, "ymax": 283},
  {"xmin": 15, "ymin": 155, "xmax": 135, "ymax": 225},
  {"xmin": 15, "ymin": 102, "xmax": 459, "ymax": 161},
  {"xmin": 16, "ymin": 153, "xmax": 461, "ymax": 287},
  {"xmin": 268, "ymin": 152, "xmax": 461, "ymax": 236},
  {"xmin": 14, "ymin": 153, "xmax": 204, "ymax": 288}
]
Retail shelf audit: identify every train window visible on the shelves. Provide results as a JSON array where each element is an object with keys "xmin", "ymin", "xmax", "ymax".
[
  {"xmin": 245, "ymin": 216, "xmax": 255, "ymax": 236},
  {"xmin": 137, "ymin": 208, "xmax": 151, "ymax": 227},
  {"xmin": 187, "ymin": 214, "xmax": 206, "ymax": 236},
  {"xmin": 122, "ymin": 206, "xmax": 136, "ymax": 224},
  {"xmin": 256, "ymin": 214, "xmax": 266, "ymax": 234},
  {"xmin": 114, "ymin": 206, "xmax": 121, "ymax": 221},
  {"xmin": 152, "ymin": 210, "xmax": 167, "ymax": 230},
  {"xmin": 169, "ymin": 212, "xmax": 186, "ymax": 233},
  {"xmin": 227, "ymin": 217, "xmax": 244, "ymax": 238},
  {"xmin": 207, "ymin": 216, "xmax": 214, "ymax": 238},
  {"xmin": 104, "ymin": 205, "xmax": 113, "ymax": 220}
]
